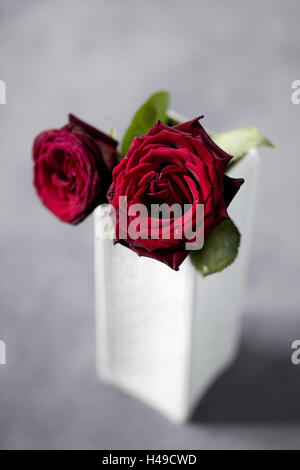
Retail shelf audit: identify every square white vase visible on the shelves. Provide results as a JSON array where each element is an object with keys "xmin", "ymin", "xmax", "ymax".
[{"xmin": 94, "ymin": 150, "xmax": 259, "ymax": 422}]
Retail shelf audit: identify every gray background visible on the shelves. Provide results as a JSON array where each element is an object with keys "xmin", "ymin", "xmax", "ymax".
[{"xmin": 0, "ymin": 0, "xmax": 300, "ymax": 449}]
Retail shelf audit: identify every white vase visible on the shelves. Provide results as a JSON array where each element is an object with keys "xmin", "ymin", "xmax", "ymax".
[{"xmin": 94, "ymin": 150, "xmax": 259, "ymax": 422}]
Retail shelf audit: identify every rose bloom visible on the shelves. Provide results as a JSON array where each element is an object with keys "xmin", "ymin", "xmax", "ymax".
[
  {"xmin": 107, "ymin": 117, "xmax": 244, "ymax": 270},
  {"xmin": 33, "ymin": 114, "xmax": 118, "ymax": 224}
]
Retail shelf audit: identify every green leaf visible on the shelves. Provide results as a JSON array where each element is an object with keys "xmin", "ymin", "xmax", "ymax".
[
  {"xmin": 212, "ymin": 126, "xmax": 274, "ymax": 166},
  {"xmin": 190, "ymin": 219, "xmax": 241, "ymax": 276},
  {"xmin": 109, "ymin": 126, "xmax": 117, "ymax": 140},
  {"xmin": 120, "ymin": 91, "xmax": 170, "ymax": 157}
]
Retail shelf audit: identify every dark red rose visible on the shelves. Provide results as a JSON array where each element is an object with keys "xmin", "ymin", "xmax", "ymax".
[
  {"xmin": 33, "ymin": 114, "xmax": 118, "ymax": 224},
  {"xmin": 107, "ymin": 117, "xmax": 244, "ymax": 270}
]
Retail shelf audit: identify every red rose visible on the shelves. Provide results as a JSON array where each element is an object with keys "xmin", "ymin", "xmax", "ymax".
[
  {"xmin": 33, "ymin": 114, "xmax": 118, "ymax": 224},
  {"xmin": 107, "ymin": 117, "xmax": 244, "ymax": 270}
]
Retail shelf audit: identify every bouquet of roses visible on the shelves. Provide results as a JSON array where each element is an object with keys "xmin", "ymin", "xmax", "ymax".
[{"xmin": 33, "ymin": 91, "xmax": 273, "ymax": 275}]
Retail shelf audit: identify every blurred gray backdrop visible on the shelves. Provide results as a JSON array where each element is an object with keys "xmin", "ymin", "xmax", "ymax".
[{"xmin": 0, "ymin": 0, "xmax": 300, "ymax": 449}]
